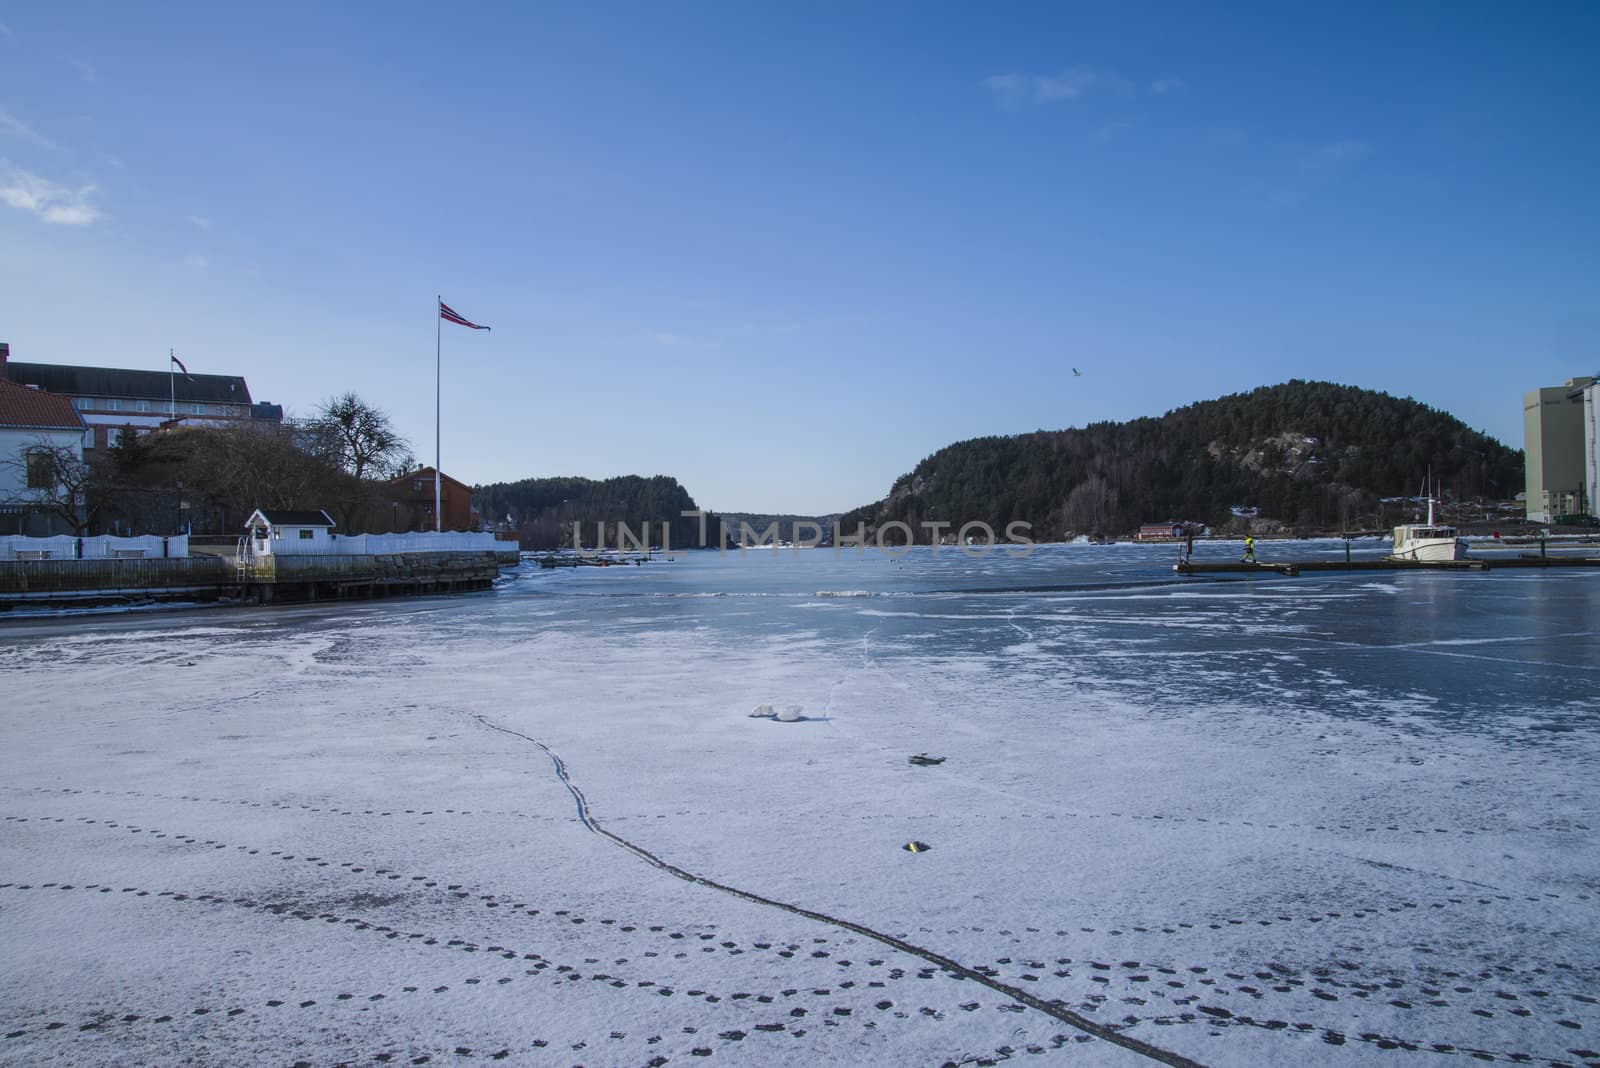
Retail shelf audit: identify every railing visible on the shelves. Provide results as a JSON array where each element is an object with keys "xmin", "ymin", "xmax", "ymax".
[{"xmin": 0, "ymin": 556, "xmax": 232, "ymax": 595}]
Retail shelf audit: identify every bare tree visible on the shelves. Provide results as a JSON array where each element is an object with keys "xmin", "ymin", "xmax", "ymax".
[
  {"xmin": 1062, "ymin": 475, "xmax": 1119, "ymax": 537},
  {"xmin": 3, "ymin": 437, "xmax": 97, "ymax": 535},
  {"xmin": 89, "ymin": 418, "xmax": 417, "ymax": 536},
  {"xmin": 309, "ymin": 393, "xmax": 414, "ymax": 481}
]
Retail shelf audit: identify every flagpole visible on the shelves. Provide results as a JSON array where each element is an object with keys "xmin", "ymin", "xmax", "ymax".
[
  {"xmin": 169, "ymin": 349, "xmax": 175, "ymax": 421},
  {"xmin": 435, "ymin": 295, "xmax": 442, "ymax": 533}
]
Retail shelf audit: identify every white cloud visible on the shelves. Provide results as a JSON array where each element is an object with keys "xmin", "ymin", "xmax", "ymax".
[
  {"xmin": 0, "ymin": 107, "xmax": 52, "ymax": 147},
  {"xmin": 1261, "ymin": 140, "xmax": 1374, "ymax": 211},
  {"xmin": 983, "ymin": 73, "xmax": 1028, "ymax": 107},
  {"xmin": 987, "ymin": 68, "xmax": 1191, "ymax": 108},
  {"xmin": 186, "ymin": 214, "xmax": 211, "ymax": 229},
  {"xmin": 1035, "ymin": 68, "xmax": 1097, "ymax": 102},
  {"xmin": 0, "ymin": 163, "xmax": 101, "ymax": 224},
  {"xmin": 985, "ymin": 67, "xmax": 1097, "ymax": 108}
]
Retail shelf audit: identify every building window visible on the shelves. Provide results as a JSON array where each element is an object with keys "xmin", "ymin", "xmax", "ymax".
[
  {"xmin": 26, "ymin": 451, "xmax": 53, "ymax": 489},
  {"xmin": 191, "ymin": 402, "xmax": 205, "ymax": 415},
  {"xmin": 103, "ymin": 398, "xmax": 120, "ymax": 411},
  {"xmin": 108, "ymin": 428, "xmax": 124, "ymax": 447},
  {"xmin": 83, "ymin": 429, "xmax": 96, "ymax": 450},
  {"xmin": 75, "ymin": 397, "xmax": 92, "ymax": 409},
  {"xmin": 413, "ymin": 478, "xmax": 424, "ymax": 492},
  {"xmin": 137, "ymin": 400, "xmax": 151, "ymax": 413},
  {"xmin": 298, "ymin": 529, "xmax": 314, "ymax": 540}
]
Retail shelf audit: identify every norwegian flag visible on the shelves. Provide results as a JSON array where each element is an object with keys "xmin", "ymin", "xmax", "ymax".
[
  {"xmin": 439, "ymin": 300, "xmax": 490, "ymax": 331},
  {"xmin": 171, "ymin": 353, "xmax": 195, "ymax": 381}
]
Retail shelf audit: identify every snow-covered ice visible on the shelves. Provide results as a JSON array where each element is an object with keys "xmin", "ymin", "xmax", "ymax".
[{"xmin": 2, "ymin": 544, "xmax": 1598, "ymax": 1067}]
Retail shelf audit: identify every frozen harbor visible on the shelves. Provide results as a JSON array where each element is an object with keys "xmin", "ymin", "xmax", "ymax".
[{"xmin": 3, "ymin": 543, "xmax": 1599, "ymax": 1068}]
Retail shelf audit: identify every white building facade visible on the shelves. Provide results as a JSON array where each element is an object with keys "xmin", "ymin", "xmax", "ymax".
[
  {"xmin": 0, "ymin": 379, "xmax": 88, "ymax": 535},
  {"xmin": 1523, "ymin": 376, "xmax": 1596, "ymax": 523}
]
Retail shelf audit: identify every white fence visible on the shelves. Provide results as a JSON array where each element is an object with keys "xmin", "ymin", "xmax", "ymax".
[
  {"xmin": 257, "ymin": 531, "xmax": 505, "ymax": 556},
  {"xmin": 2, "ymin": 531, "xmax": 507, "ymax": 561},
  {"xmin": 0, "ymin": 534, "xmax": 188, "ymax": 560}
]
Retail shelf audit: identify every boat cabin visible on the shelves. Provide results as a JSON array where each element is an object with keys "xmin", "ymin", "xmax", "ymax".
[
  {"xmin": 1394, "ymin": 524, "xmax": 1457, "ymax": 551},
  {"xmin": 244, "ymin": 509, "xmax": 336, "ymax": 555}
]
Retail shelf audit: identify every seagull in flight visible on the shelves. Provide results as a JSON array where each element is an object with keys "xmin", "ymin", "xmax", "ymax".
[{"xmin": 1072, "ymin": 367, "xmax": 1082, "ymax": 377}]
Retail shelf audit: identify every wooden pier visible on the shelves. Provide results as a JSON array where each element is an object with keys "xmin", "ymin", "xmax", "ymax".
[
  {"xmin": 241, "ymin": 551, "xmax": 509, "ymax": 604},
  {"xmin": 0, "ymin": 550, "xmax": 519, "ymax": 609},
  {"xmin": 1175, "ymin": 555, "xmax": 1600, "ymax": 577},
  {"xmin": 535, "ymin": 553, "xmax": 651, "ymax": 568}
]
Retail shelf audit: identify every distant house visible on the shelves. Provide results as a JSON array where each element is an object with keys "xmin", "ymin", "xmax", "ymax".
[
  {"xmin": 1136, "ymin": 523, "xmax": 1187, "ymax": 542},
  {"xmin": 0, "ymin": 378, "xmax": 88, "ymax": 535},
  {"xmin": 244, "ymin": 509, "xmax": 336, "ymax": 554},
  {"xmin": 1, "ymin": 340, "xmax": 281, "ymax": 453},
  {"xmin": 387, "ymin": 467, "xmax": 474, "ymax": 532}
]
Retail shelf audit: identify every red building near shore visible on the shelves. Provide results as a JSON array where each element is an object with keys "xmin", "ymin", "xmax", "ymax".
[{"xmin": 386, "ymin": 467, "xmax": 474, "ymax": 532}]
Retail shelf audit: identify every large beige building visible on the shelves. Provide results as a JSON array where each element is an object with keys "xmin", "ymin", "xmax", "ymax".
[
  {"xmin": 1524, "ymin": 375, "xmax": 1596, "ymax": 522},
  {"xmin": 1586, "ymin": 380, "xmax": 1599, "ymax": 523}
]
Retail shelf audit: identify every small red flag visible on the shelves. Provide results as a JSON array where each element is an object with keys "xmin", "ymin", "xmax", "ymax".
[
  {"xmin": 440, "ymin": 300, "xmax": 490, "ymax": 331},
  {"xmin": 171, "ymin": 353, "xmax": 195, "ymax": 381}
]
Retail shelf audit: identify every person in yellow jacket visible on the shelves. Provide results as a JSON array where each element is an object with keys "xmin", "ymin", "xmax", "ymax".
[{"xmin": 1242, "ymin": 536, "xmax": 1257, "ymax": 563}]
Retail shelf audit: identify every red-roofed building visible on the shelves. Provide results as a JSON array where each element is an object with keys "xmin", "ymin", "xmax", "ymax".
[
  {"xmin": 0, "ymin": 375, "xmax": 89, "ymax": 535},
  {"xmin": 386, "ymin": 467, "xmax": 475, "ymax": 532}
]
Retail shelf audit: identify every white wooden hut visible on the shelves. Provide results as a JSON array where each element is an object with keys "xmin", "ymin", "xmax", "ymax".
[{"xmin": 244, "ymin": 509, "xmax": 336, "ymax": 555}]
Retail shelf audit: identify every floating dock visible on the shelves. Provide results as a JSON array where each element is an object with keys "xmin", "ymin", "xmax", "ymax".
[
  {"xmin": 536, "ymin": 553, "xmax": 650, "ymax": 568},
  {"xmin": 1175, "ymin": 555, "xmax": 1600, "ymax": 577}
]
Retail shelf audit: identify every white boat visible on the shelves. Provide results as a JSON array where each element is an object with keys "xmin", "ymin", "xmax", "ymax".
[{"xmin": 1389, "ymin": 493, "xmax": 1466, "ymax": 562}]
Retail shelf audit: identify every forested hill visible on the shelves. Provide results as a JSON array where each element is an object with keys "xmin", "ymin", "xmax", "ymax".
[
  {"xmin": 842, "ymin": 380, "xmax": 1523, "ymax": 539},
  {"xmin": 716, "ymin": 512, "xmax": 844, "ymax": 544},
  {"xmin": 474, "ymin": 475, "xmax": 715, "ymax": 550}
]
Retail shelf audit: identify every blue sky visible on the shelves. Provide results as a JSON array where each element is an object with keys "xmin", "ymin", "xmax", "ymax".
[{"xmin": 1, "ymin": 2, "xmax": 1596, "ymax": 514}]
